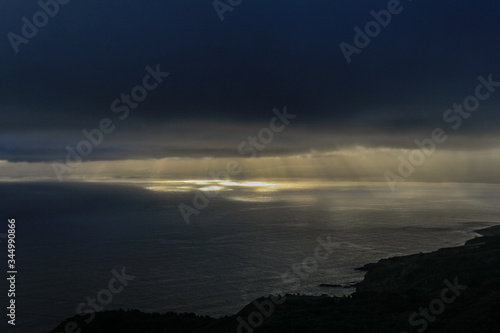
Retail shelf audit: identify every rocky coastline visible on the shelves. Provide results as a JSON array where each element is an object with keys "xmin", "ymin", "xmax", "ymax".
[{"xmin": 52, "ymin": 226, "xmax": 500, "ymax": 332}]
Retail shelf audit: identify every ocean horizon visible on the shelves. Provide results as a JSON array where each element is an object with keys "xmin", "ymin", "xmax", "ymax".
[{"xmin": 0, "ymin": 180, "xmax": 499, "ymax": 332}]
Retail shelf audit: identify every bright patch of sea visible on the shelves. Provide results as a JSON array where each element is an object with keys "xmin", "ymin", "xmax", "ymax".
[{"xmin": 0, "ymin": 180, "xmax": 498, "ymax": 332}]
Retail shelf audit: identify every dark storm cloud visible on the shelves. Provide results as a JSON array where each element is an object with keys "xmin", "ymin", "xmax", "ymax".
[
  {"xmin": 2, "ymin": 121, "xmax": 500, "ymax": 163},
  {"xmin": 1, "ymin": 0, "xmax": 500, "ymax": 162}
]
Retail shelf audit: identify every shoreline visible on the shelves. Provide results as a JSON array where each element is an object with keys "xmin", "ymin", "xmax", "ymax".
[{"xmin": 52, "ymin": 225, "xmax": 500, "ymax": 332}]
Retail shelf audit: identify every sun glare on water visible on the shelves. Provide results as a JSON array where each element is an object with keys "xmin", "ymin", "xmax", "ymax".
[{"xmin": 144, "ymin": 180, "xmax": 278, "ymax": 193}]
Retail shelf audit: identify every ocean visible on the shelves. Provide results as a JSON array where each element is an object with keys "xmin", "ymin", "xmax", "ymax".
[{"xmin": 0, "ymin": 180, "xmax": 499, "ymax": 332}]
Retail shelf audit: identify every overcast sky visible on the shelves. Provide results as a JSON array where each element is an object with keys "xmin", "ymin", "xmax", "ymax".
[{"xmin": 1, "ymin": 0, "xmax": 499, "ymax": 182}]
